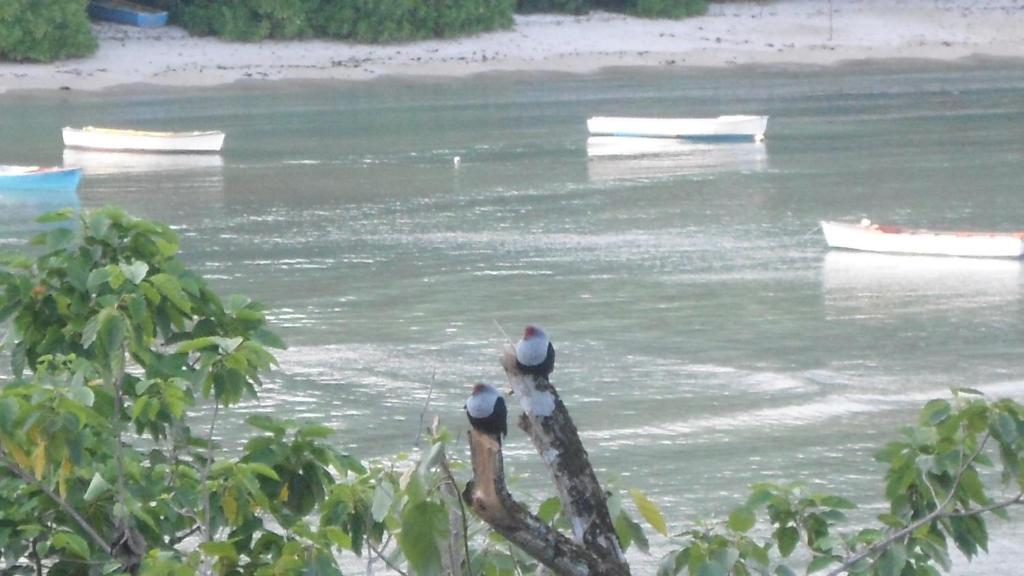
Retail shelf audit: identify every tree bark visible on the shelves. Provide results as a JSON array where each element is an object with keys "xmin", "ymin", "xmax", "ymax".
[
  {"xmin": 500, "ymin": 348, "xmax": 629, "ymax": 575},
  {"xmin": 463, "ymin": 429, "xmax": 603, "ymax": 576}
]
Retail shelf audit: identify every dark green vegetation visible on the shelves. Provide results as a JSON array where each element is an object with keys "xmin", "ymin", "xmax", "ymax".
[
  {"xmin": 152, "ymin": 0, "xmax": 516, "ymax": 43},
  {"xmin": 0, "ymin": 0, "xmax": 708, "ymax": 61},
  {"xmin": 1, "ymin": 207, "xmax": 1022, "ymax": 575},
  {"xmin": 517, "ymin": 0, "xmax": 707, "ymax": 18},
  {"xmin": 0, "ymin": 0, "xmax": 96, "ymax": 62}
]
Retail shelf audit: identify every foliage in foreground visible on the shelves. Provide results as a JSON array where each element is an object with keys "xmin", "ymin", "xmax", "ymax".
[
  {"xmin": 0, "ymin": 207, "xmax": 1021, "ymax": 576},
  {"xmin": 0, "ymin": 0, "xmax": 96, "ymax": 62},
  {"xmin": 0, "ymin": 207, "xmax": 653, "ymax": 575}
]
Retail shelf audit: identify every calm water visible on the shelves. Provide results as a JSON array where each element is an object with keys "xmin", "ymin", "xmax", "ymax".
[{"xmin": 2, "ymin": 61, "xmax": 1024, "ymax": 572}]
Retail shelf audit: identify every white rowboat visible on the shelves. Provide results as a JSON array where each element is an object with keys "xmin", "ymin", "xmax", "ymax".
[
  {"xmin": 62, "ymin": 126, "xmax": 225, "ymax": 153},
  {"xmin": 586, "ymin": 115, "xmax": 768, "ymax": 142},
  {"xmin": 821, "ymin": 220, "xmax": 1024, "ymax": 259}
]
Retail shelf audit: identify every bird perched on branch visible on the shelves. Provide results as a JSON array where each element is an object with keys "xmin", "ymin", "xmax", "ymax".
[
  {"xmin": 514, "ymin": 325, "xmax": 555, "ymax": 378},
  {"xmin": 465, "ymin": 383, "xmax": 507, "ymax": 440}
]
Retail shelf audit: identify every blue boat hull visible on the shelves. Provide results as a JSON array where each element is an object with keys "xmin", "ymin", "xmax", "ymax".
[
  {"xmin": 0, "ymin": 168, "xmax": 82, "ymax": 192},
  {"xmin": 88, "ymin": 1, "xmax": 169, "ymax": 28}
]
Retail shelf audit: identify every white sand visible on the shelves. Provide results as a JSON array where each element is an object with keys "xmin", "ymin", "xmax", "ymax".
[{"xmin": 2, "ymin": 0, "xmax": 1023, "ymax": 93}]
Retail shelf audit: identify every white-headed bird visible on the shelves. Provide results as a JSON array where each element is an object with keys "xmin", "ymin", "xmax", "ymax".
[
  {"xmin": 465, "ymin": 383, "xmax": 508, "ymax": 440},
  {"xmin": 514, "ymin": 325, "xmax": 555, "ymax": 378}
]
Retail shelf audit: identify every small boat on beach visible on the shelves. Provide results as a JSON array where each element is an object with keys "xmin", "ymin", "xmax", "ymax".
[
  {"xmin": 87, "ymin": 0, "xmax": 168, "ymax": 28},
  {"xmin": 586, "ymin": 115, "xmax": 769, "ymax": 142},
  {"xmin": 0, "ymin": 165, "xmax": 82, "ymax": 191},
  {"xmin": 821, "ymin": 219, "xmax": 1024, "ymax": 259},
  {"xmin": 63, "ymin": 127, "xmax": 226, "ymax": 153}
]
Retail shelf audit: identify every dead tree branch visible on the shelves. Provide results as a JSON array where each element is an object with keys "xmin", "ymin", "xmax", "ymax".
[
  {"xmin": 499, "ymin": 348, "xmax": 629, "ymax": 575},
  {"xmin": 463, "ymin": 429, "xmax": 604, "ymax": 576}
]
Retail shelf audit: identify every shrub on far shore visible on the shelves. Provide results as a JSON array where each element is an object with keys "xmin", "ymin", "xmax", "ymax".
[
  {"xmin": 517, "ymin": 0, "xmax": 590, "ymax": 14},
  {"xmin": 516, "ymin": 0, "xmax": 708, "ymax": 18},
  {"xmin": 153, "ymin": 0, "xmax": 515, "ymax": 43},
  {"xmin": 0, "ymin": 0, "xmax": 96, "ymax": 62}
]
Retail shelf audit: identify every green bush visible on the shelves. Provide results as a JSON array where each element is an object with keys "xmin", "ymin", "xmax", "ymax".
[
  {"xmin": 159, "ymin": 0, "xmax": 514, "ymax": 43},
  {"xmin": 0, "ymin": 0, "xmax": 96, "ymax": 62},
  {"xmin": 516, "ymin": 0, "xmax": 708, "ymax": 17},
  {"xmin": 314, "ymin": 0, "xmax": 433, "ymax": 43},
  {"xmin": 515, "ymin": 0, "xmax": 589, "ymax": 15},
  {"xmin": 168, "ymin": 0, "xmax": 316, "ymax": 41},
  {"xmin": 593, "ymin": 0, "xmax": 708, "ymax": 18},
  {"xmin": 630, "ymin": 0, "xmax": 708, "ymax": 18}
]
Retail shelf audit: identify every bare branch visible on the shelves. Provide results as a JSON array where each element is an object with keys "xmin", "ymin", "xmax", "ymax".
[
  {"xmin": 433, "ymin": 416, "xmax": 471, "ymax": 576},
  {"xmin": 414, "ymin": 374, "xmax": 436, "ymax": 448},
  {"xmin": 0, "ymin": 453, "xmax": 112, "ymax": 555},
  {"xmin": 947, "ymin": 493, "xmax": 1024, "ymax": 518},
  {"xmin": 201, "ymin": 399, "xmax": 220, "ymax": 541},
  {"xmin": 367, "ymin": 535, "xmax": 411, "ymax": 576}
]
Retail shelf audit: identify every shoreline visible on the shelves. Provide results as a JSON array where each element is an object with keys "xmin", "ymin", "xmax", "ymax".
[{"xmin": 1, "ymin": 1, "xmax": 1024, "ymax": 94}]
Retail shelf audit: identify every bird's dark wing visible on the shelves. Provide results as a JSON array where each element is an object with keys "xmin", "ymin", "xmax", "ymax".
[{"xmin": 495, "ymin": 396, "xmax": 508, "ymax": 438}]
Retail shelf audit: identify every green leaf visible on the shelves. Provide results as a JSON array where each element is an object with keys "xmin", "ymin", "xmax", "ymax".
[
  {"xmin": 176, "ymin": 336, "xmax": 242, "ymax": 354},
  {"xmin": 86, "ymin": 268, "xmax": 112, "ymax": 292},
  {"xmin": 921, "ymin": 399, "xmax": 952, "ymax": 425},
  {"xmin": 35, "ymin": 208, "xmax": 74, "ymax": 224},
  {"xmin": 335, "ymin": 453, "xmax": 367, "ymax": 475},
  {"xmin": 0, "ymin": 398, "xmax": 20, "ymax": 433},
  {"xmin": 298, "ymin": 423, "xmax": 333, "ymax": 440},
  {"xmin": 119, "ymin": 261, "xmax": 149, "ymax": 285},
  {"xmin": 371, "ymin": 482, "xmax": 394, "ymax": 522},
  {"xmin": 400, "ymin": 501, "xmax": 449, "ymax": 576},
  {"xmin": 84, "ymin": 473, "xmax": 111, "ymax": 502},
  {"xmin": 624, "ymin": 514, "xmax": 649, "ymax": 554},
  {"xmin": 68, "ymin": 385, "xmax": 94, "ymax": 407},
  {"xmin": 253, "ymin": 327, "xmax": 287, "ymax": 350},
  {"xmin": 728, "ymin": 506, "xmax": 756, "ymax": 533},
  {"xmin": 52, "ymin": 531, "xmax": 90, "ymax": 559},
  {"xmin": 199, "ymin": 541, "xmax": 239, "ymax": 561},
  {"xmin": 807, "ymin": 555, "xmax": 835, "ymax": 574},
  {"xmin": 819, "ymin": 495, "xmax": 856, "ymax": 510},
  {"xmin": 247, "ymin": 414, "xmax": 287, "ymax": 436},
  {"xmin": 630, "ymin": 488, "xmax": 668, "ymax": 536},
  {"xmin": 696, "ymin": 561, "xmax": 725, "ymax": 576},
  {"xmin": 324, "ymin": 526, "xmax": 352, "ymax": 550},
  {"xmin": 877, "ymin": 543, "xmax": 907, "ymax": 576},
  {"xmin": 148, "ymin": 273, "xmax": 192, "ymax": 313},
  {"xmin": 537, "ymin": 496, "xmax": 561, "ymax": 523},
  {"xmin": 246, "ymin": 462, "xmax": 281, "ymax": 481},
  {"xmin": 776, "ymin": 525, "xmax": 799, "ymax": 557}
]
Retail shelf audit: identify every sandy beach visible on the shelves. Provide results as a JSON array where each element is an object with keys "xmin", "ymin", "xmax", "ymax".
[{"xmin": 1, "ymin": 0, "xmax": 1023, "ymax": 93}]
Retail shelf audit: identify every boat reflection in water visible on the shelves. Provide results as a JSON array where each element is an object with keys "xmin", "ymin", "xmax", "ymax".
[
  {"xmin": 63, "ymin": 148, "xmax": 224, "ymax": 176},
  {"xmin": 821, "ymin": 250, "xmax": 1022, "ymax": 313},
  {"xmin": 586, "ymin": 136, "xmax": 767, "ymax": 182}
]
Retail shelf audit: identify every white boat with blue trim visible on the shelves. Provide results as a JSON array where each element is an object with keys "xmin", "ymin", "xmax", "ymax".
[
  {"xmin": 63, "ymin": 126, "xmax": 225, "ymax": 153},
  {"xmin": 821, "ymin": 219, "xmax": 1024, "ymax": 259},
  {"xmin": 586, "ymin": 115, "xmax": 768, "ymax": 142}
]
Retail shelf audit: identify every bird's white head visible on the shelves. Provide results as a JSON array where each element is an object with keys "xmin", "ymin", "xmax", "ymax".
[
  {"xmin": 515, "ymin": 325, "xmax": 549, "ymax": 367},
  {"xmin": 466, "ymin": 383, "xmax": 500, "ymax": 418}
]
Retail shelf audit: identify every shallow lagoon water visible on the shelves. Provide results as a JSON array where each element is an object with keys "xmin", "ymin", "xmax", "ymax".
[{"xmin": 2, "ymin": 61, "xmax": 1023, "ymax": 572}]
